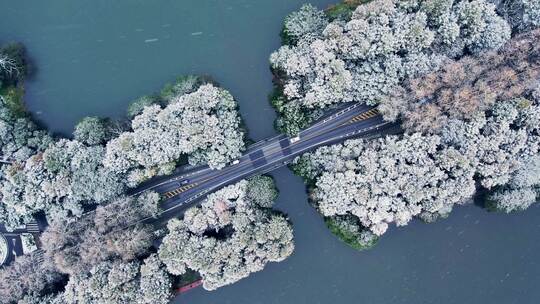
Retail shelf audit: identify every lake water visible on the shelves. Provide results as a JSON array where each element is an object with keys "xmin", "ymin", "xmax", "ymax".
[{"xmin": 1, "ymin": 1, "xmax": 539, "ymax": 303}]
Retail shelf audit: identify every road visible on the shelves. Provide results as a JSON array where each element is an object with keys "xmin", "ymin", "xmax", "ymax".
[
  {"xmin": 0, "ymin": 221, "xmax": 42, "ymax": 265},
  {"xmin": 132, "ymin": 103, "xmax": 397, "ymax": 226}
]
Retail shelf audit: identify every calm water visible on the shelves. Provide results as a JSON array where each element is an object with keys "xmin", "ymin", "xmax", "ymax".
[{"xmin": 1, "ymin": 1, "xmax": 539, "ymax": 303}]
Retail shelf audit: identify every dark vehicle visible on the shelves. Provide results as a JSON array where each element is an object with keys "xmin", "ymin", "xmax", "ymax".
[{"xmin": 178, "ymin": 179, "xmax": 190, "ymax": 186}]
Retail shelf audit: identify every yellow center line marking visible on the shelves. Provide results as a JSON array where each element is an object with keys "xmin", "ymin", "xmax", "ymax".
[
  {"xmin": 346, "ymin": 109, "xmax": 379, "ymax": 125},
  {"xmin": 164, "ymin": 183, "xmax": 199, "ymax": 199}
]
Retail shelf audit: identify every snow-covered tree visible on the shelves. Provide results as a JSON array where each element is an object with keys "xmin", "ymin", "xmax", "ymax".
[
  {"xmin": 282, "ymin": 4, "xmax": 329, "ymax": 44},
  {"xmin": 126, "ymin": 75, "xmax": 209, "ymax": 119},
  {"xmin": 16, "ymin": 293, "xmax": 64, "ymax": 304},
  {"xmin": 498, "ymin": 0, "xmax": 540, "ymax": 31},
  {"xmin": 158, "ymin": 178, "xmax": 294, "ymax": 290},
  {"xmin": 294, "ymin": 95, "xmax": 540, "ymax": 236},
  {"xmin": 0, "ymin": 96, "xmax": 54, "ymax": 228},
  {"xmin": 325, "ymin": 215, "xmax": 379, "ymax": 250},
  {"xmin": 307, "ymin": 134, "xmax": 476, "ymax": 235},
  {"xmin": 158, "ymin": 75, "xmax": 209, "ymax": 104},
  {"xmin": 62, "ymin": 260, "xmax": 140, "ymax": 304},
  {"xmin": 440, "ymin": 96, "xmax": 540, "ymax": 188},
  {"xmin": 270, "ymin": 0, "xmax": 514, "ymax": 133},
  {"xmin": 0, "ymin": 95, "xmax": 52, "ymax": 163},
  {"xmin": 41, "ymin": 193, "xmax": 158, "ymax": 275},
  {"xmin": 380, "ymin": 28, "xmax": 540, "ymax": 133},
  {"xmin": 73, "ymin": 116, "xmax": 111, "ymax": 146},
  {"xmin": 0, "ymin": 252, "xmax": 62, "ymax": 304},
  {"xmin": 488, "ymin": 187, "xmax": 537, "ymax": 212},
  {"xmin": 104, "ymin": 84, "xmax": 245, "ymax": 182},
  {"xmin": 138, "ymin": 254, "xmax": 172, "ymax": 304},
  {"xmin": 487, "ymin": 155, "xmax": 540, "ymax": 212},
  {"xmin": 127, "ymin": 96, "xmax": 159, "ymax": 119},
  {"xmin": 246, "ymin": 175, "xmax": 279, "ymax": 208},
  {"xmin": 0, "ymin": 139, "xmax": 125, "ymax": 229},
  {"xmin": 271, "ymin": 95, "xmax": 324, "ymax": 136},
  {"xmin": 60, "ymin": 254, "xmax": 171, "ymax": 304},
  {"xmin": 454, "ymin": 0, "xmax": 511, "ymax": 54}
]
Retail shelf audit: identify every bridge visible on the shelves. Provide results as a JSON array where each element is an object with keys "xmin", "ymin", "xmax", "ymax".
[{"xmin": 132, "ymin": 103, "xmax": 396, "ymax": 226}]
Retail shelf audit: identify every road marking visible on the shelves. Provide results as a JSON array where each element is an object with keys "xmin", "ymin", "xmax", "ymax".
[
  {"xmin": 26, "ymin": 222, "xmax": 40, "ymax": 233},
  {"xmin": 163, "ymin": 183, "xmax": 198, "ymax": 199},
  {"xmin": 346, "ymin": 108, "xmax": 379, "ymax": 124}
]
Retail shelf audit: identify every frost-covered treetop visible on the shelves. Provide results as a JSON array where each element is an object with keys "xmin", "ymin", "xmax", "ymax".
[
  {"xmin": 59, "ymin": 254, "xmax": 171, "ymax": 304},
  {"xmin": 0, "ymin": 95, "xmax": 52, "ymax": 163},
  {"xmin": 104, "ymin": 83, "xmax": 245, "ymax": 184},
  {"xmin": 283, "ymin": 4, "xmax": 329, "ymax": 44},
  {"xmin": 158, "ymin": 178, "xmax": 294, "ymax": 290},
  {"xmin": 294, "ymin": 93, "xmax": 540, "ymax": 236},
  {"xmin": 271, "ymin": 0, "xmax": 512, "ymax": 110},
  {"xmin": 0, "ymin": 78, "xmax": 248, "ymax": 230},
  {"xmin": 0, "ymin": 138, "xmax": 125, "ymax": 230}
]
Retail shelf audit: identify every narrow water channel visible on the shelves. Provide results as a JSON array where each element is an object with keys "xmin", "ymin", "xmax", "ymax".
[{"xmin": 1, "ymin": 1, "xmax": 538, "ymax": 303}]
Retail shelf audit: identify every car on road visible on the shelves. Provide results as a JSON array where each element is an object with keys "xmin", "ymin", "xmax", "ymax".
[
  {"xmin": 178, "ymin": 179, "xmax": 190, "ymax": 186},
  {"xmin": 290, "ymin": 136, "xmax": 300, "ymax": 143},
  {"xmin": 232, "ymin": 159, "xmax": 240, "ymax": 165}
]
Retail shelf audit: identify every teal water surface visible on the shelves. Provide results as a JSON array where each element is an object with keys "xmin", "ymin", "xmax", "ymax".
[{"xmin": 1, "ymin": 1, "xmax": 539, "ymax": 303}]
